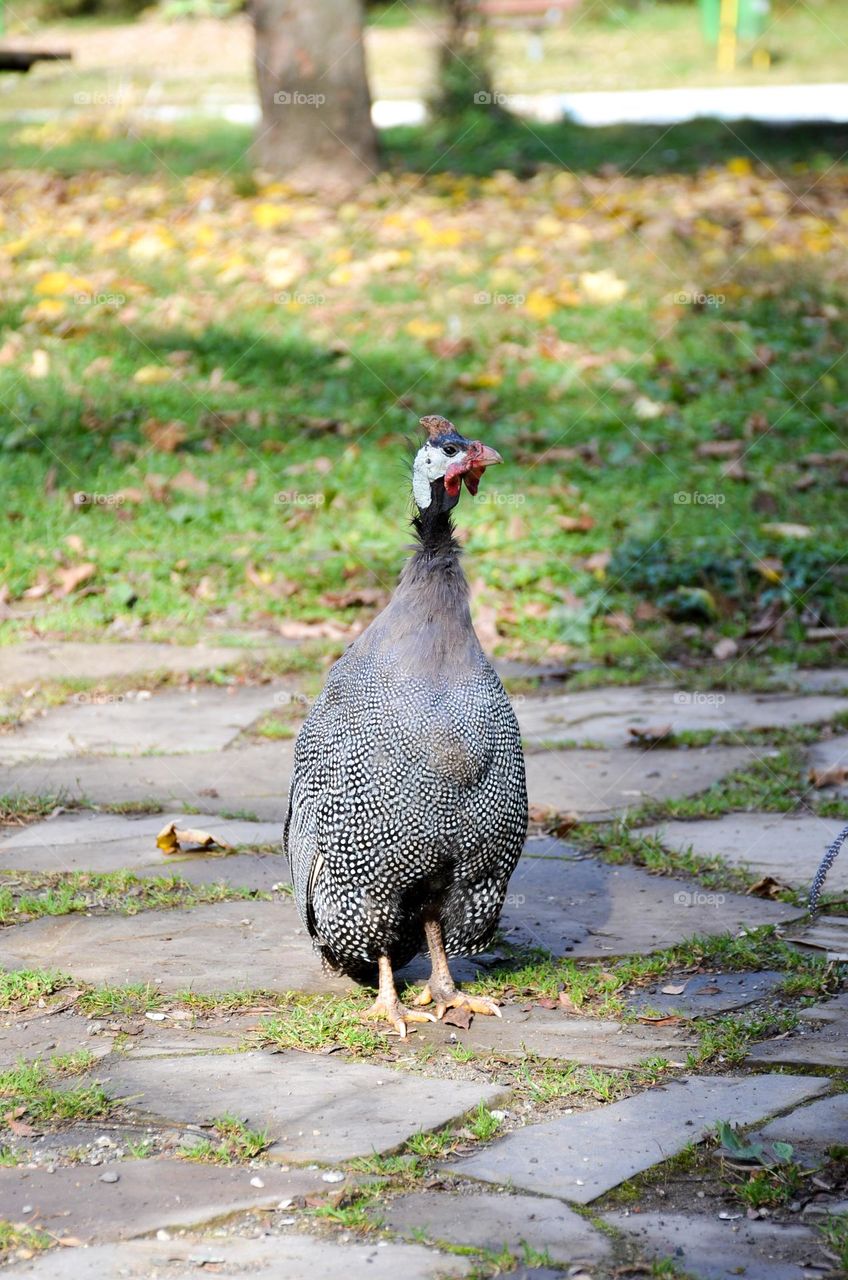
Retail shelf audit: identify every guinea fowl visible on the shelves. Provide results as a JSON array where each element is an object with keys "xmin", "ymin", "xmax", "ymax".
[{"xmin": 285, "ymin": 415, "xmax": 528, "ymax": 1035}]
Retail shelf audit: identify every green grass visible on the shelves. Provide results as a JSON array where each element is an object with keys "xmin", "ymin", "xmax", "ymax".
[
  {"xmin": 259, "ymin": 996, "xmax": 385, "ymax": 1055},
  {"xmin": 0, "ymin": 969, "xmax": 72, "ymax": 1011},
  {"xmin": 821, "ymin": 1213, "xmax": 848, "ymax": 1272},
  {"xmin": 0, "ymin": 1219, "xmax": 51, "ymax": 1259},
  {"xmin": 0, "ymin": 113, "xmax": 846, "ymax": 678},
  {"xmin": 180, "ymin": 1113, "xmax": 270, "ymax": 1164},
  {"xmin": 0, "ymin": 1059, "xmax": 110, "ymax": 1124},
  {"xmin": 0, "ymin": 870, "xmax": 270, "ymax": 926}
]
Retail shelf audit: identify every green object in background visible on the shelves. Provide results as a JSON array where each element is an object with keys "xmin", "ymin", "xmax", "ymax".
[{"xmin": 700, "ymin": 0, "xmax": 770, "ymax": 43}]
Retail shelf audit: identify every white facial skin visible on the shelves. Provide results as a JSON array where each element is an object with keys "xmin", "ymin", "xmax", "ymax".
[{"xmin": 412, "ymin": 440, "xmax": 468, "ymax": 509}]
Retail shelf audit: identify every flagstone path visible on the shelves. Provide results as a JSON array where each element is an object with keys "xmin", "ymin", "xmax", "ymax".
[{"xmin": 0, "ymin": 642, "xmax": 846, "ymax": 1278}]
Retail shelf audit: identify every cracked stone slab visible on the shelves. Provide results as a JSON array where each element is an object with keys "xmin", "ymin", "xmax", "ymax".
[
  {"xmin": 626, "ymin": 970, "xmax": 785, "ymax": 1018},
  {"xmin": 96, "ymin": 1050, "xmax": 504, "ymax": 1163},
  {"xmin": 642, "ymin": 812, "xmax": 848, "ymax": 892},
  {"xmin": 784, "ymin": 915, "xmax": 848, "ymax": 962},
  {"xmin": 3, "ymin": 742, "xmax": 749, "ymax": 823},
  {"xmin": 3, "ymin": 742, "xmax": 294, "ymax": 821},
  {"xmin": 448, "ymin": 1074, "xmax": 831, "ymax": 1204},
  {"xmin": 0, "ymin": 1011, "xmax": 113, "ymax": 1071},
  {"xmin": 0, "ymin": 811, "xmax": 283, "ymax": 875},
  {"xmin": 0, "ymin": 1159, "xmax": 331, "ymax": 1244},
  {"xmin": 415, "ymin": 1004, "xmax": 696, "ymax": 1067},
  {"xmin": 7, "ymin": 1233, "xmax": 470, "ymax": 1279},
  {"xmin": 381, "ymin": 1189, "xmax": 610, "ymax": 1264},
  {"xmin": 0, "ymin": 899, "xmax": 353, "ymax": 995},
  {"xmin": 759, "ymin": 1094, "xmax": 848, "ymax": 1149},
  {"xmin": 746, "ymin": 1022, "xmax": 848, "ymax": 1068},
  {"xmin": 799, "ymin": 991, "xmax": 848, "ymax": 1023},
  {"xmin": 0, "ymin": 686, "xmax": 281, "ymax": 763},
  {"xmin": 110, "ymin": 1013, "xmax": 262, "ymax": 1059},
  {"xmin": 0, "ymin": 641, "xmax": 279, "ymax": 688},
  {"xmin": 516, "ymin": 687, "xmax": 848, "ymax": 748},
  {"xmin": 604, "ymin": 1211, "xmax": 819, "ymax": 1280},
  {"xmin": 497, "ymin": 840, "xmax": 798, "ymax": 958},
  {"xmin": 524, "ymin": 745, "xmax": 750, "ymax": 818}
]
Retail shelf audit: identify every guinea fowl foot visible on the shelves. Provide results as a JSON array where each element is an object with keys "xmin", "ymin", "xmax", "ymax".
[
  {"xmin": 361, "ymin": 955, "xmax": 437, "ymax": 1038},
  {"xmin": 414, "ymin": 984, "xmax": 502, "ymax": 1019}
]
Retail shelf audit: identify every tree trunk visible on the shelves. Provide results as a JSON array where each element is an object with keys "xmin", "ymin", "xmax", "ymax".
[
  {"xmin": 251, "ymin": 0, "xmax": 379, "ymax": 195},
  {"xmin": 435, "ymin": 0, "xmax": 498, "ymax": 119}
]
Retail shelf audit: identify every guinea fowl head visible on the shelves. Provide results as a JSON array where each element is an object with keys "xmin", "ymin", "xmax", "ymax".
[{"xmin": 413, "ymin": 415, "xmax": 502, "ymax": 513}]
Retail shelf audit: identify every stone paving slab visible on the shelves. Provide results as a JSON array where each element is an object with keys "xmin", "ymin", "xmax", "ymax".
[
  {"xmin": 0, "ymin": 1159, "xmax": 331, "ymax": 1244},
  {"xmin": 516, "ymin": 687, "xmax": 848, "ymax": 748},
  {"xmin": 2, "ymin": 742, "xmax": 295, "ymax": 821},
  {"xmin": 0, "ymin": 899, "xmax": 353, "ymax": 995},
  {"xmin": 448, "ymin": 1075, "xmax": 831, "ymax": 1204},
  {"xmin": 808, "ymin": 732, "xmax": 848, "ymax": 776},
  {"xmin": 381, "ymin": 1189, "xmax": 611, "ymax": 1264},
  {"xmin": 787, "ymin": 668, "xmax": 848, "ymax": 693},
  {"xmin": 759, "ymin": 1093, "xmax": 848, "ymax": 1148},
  {"xmin": 499, "ymin": 847, "xmax": 799, "ymax": 958},
  {"xmin": 8, "ymin": 1234, "xmax": 470, "ymax": 1279},
  {"xmin": 524, "ymin": 745, "xmax": 750, "ymax": 818},
  {"xmin": 642, "ymin": 812, "xmax": 848, "ymax": 892},
  {"xmin": 784, "ymin": 915, "xmax": 848, "ymax": 961},
  {"xmin": 798, "ymin": 991, "xmax": 848, "ymax": 1022},
  {"xmin": 115, "ymin": 1014, "xmax": 261, "ymax": 1058},
  {"xmin": 96, "ymin": 1050, "xmax": 504, "ymax": 1163},
  {"xmin": 3, "ymin": 742, "xmax": 750, "ymax": 823},
  {"xmin": 0, "ymin": 811, "xmax": 282, "ymax": 874},
  {"xmin": 0, "ymin": 641, "xmax": 278, "ymax": 688},
  {"xmin": 0, "ymin": 687, "xmax": 280, "ymax": 763},
  {"xmin": 626, "ymin": 970, "xmax": 785, "ymax": 1018},
  {"xmin": 746, "ymin": 1025, "xmax": 848, "ymax": 1068},
  {"xmin": 414, "ymin": 1005, "xmax": 697, "ymax": 1067},
  {"xmin": 0, "ymin": 1011, "xmax": 113, "ymax": 1071},
  {"xmin": 604, "ymin": 1211, "xmax": 819, "ymax": 1280}
]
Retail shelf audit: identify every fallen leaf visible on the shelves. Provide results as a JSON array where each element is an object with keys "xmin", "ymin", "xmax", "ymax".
[
  {"xmin": 557, "ymin": 990, "xmax": 579, "ymax": 1012},
  {"xmin": 760, "ymin": 522, "xmax": 813, "ymax": 539},
  {"xmin": 696, "ymin": 439, "xmax": 742, "ymax": 458},
  {"xmin": 661, "ymin": 982, "xmax": 688, "ymax": 996},
  {"xmin": 142, "ymin": 419, "xmax": 187, "ymax": 453},
  {"xmin": 155, "ymin": 822, "xmax": 234, "ymax": 855},
  {"xmin": 170, "ymin": 470, "xmax": 209, "ymax": 496},
  {"xmin": 5, "ymin": 1116, "xmax": 36, "ymax": 1136},
  {"xmin": 712, "ymin": 637, "xmax": 739, "ymax": 660},
  {"xmin": 747, "ymin": 875, "xmax": 791, "ymax": 899},
  {"xmin": 556, "ymin": 514, "xmax": 594, "ymax": 533},
  {"xmin": 628, "ymin": 723, "xmax": 672, "ymax": 745},
  {"xmin": 442, "ymin": 1004, "xmax": 473, "ymax": 1029},
  {"xmin": 536, "ymin": 997, "xmax": 557, "ymax": 1009},
  {"xmin": 636, "ymin": 1014, "xmax": 683, "ymax": 1026},
  {"xmin": 133, "ymin": 364, "xmax": 175, "ymax": 385},
  {"xmin": 56, "ymin": 563, "xmax": 96, "ymax": 597},
  {"xmin": 57, "ymin": 1237, "xmax": 84, "ymax": 1248},
  {"xmin": 584, "ymin": 549, "xmax": 611, "ymax": 574},
  {"xmin": 320, "ymin": 587, "xmax": 387, "ymax": 608},
  {"xmin": 808, "ymin": 764, "xmax": 848, "ymax": 789}
]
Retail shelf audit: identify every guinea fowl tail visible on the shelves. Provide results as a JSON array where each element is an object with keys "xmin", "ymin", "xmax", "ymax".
[{"xmin": 809, "ymin": 822, "xmax": 848, "ymax": 913}]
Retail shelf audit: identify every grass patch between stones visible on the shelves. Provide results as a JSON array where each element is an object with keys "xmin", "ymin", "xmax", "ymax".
[
  {"xmin": 179, "ymin": 1113, "xmax": 271, "ymax": 1165},
  {"xmin": 0, "ymin": 1060, "xmax": 110, "ymax": 1126}
]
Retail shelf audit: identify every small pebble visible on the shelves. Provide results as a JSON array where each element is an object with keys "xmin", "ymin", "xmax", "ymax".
[
  {"xmin": 145, "ymin": 1012, "xmax": 167, "ymax": 1022},
  {"xmin": 99, "ymin": 1171, "xmax": 120, "ymax": 1184},
  {"xmin": 322, "ymin": 1171, "xmax": 345, "ymax": 1184},
  {"xmin": 278, "ymin": 1217, "xmax": 296, "ymax": 1226},
  {"xmin": 277, "ymin": 1199, "xmax": 293, "ymax": 1210},
  {"xmin": 249, "ymin": 1177, "xmax": 264, "ymax": 1188},
  {"xmin": 22, "ymin": 1205, "xmax": 32, "ymax": 1214},
  {"xmin": 156, "ymin": 1230, "xmax": 171, "ymax": 1241}
]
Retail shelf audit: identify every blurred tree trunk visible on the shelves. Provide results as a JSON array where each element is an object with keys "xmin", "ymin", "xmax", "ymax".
[
  {"xmin": 251, "ymin": 0, "xmax": 378, "ymax": 194},
  {"xmin": 435, "ymin": 0, "xmax": 498, "ymax": 118}
]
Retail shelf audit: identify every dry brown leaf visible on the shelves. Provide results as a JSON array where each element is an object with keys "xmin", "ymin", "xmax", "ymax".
[
  {"xmin": 808, "ymin": 764, "xmax": 848, "ymax": 789},
  {"xmin": 603, "ymin": 611, "xmax": 633, "ymax": 633},
  {"xmin": 155, "ymin": 822, "xmax": 233, "ymax": 855},
  {"xmin": 57, "ymin": 1237, "xmax": 84, "ymax": 1248},
  {"xmin": 721, "ymin": 458, "xmax": 749, "ymax": 481},
  {"xmin": 557, "ymin": 990, "xmax": 579, "ymax": 1013},
  {"xmin": 746, "ymin": 874, "xmax": 791, "ymax": 899},
  {"xmin": 56, "ymin": 563, "xmax": 96, "ymax": 597},
  {"xmin": 442, "ymin": 1004, "xmax": 473, "ymax": 1029},
  {"xmin": 5, "ymin": 1116, "xmax": 36, "ymax": 1136},
  {"xmin": 584, "ymin": 549, "xmax": 611, "ymax": 573},
  {"xmin": 556, "ymin": 514, "xmax": 595, "ymax": 533},
  {"xmin": 278, "ymin": 619, "xmax": 355, "ymax": 640},
  {"xmin": 634, "ymin": 601, "xmax": 661, "ymax": 621},
  {"xmin": 142, "ymin": 418, "xmax": 187, "ymax": 453},
  {"xmin": 628, "ymin": 723, "xmax": 672, "ymax": 745},
  {"xmin": 696, "ymin": 439, "xmax": 742, "ymax": 458},
  {"xmin": 171, "ymin": 469, "xmax": 209, "ymax": 496},
  {"xmin": 636, "ymin": 1014, "xmax": 683, "ymax": 1026},
  {"xmin": 320, "ymin": 587, "xmax": 387, "ymax": 609}
]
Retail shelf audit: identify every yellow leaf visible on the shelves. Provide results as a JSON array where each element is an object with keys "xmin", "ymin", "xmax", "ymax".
[
  {"xmin": 27, "ymin": 298, "xmax": 67, "ymax": 321},
  {"xmin": 34, "ymin": 271, "xmax": 92, "ymax": 297},
  {"xmin": 405, "ymin": 317, "xmax": 445, "ymax": 341},
  {"xmin": 128, "ymin": 229, "xmax": 176, "ymax": 261},
  {"xmin": 133, "ymin": 365, "xmax": 175, "ymax": 385},
  {"xmin": 523, "ymin": 292, "xmax": 557, "ymax": 321},
  {"xmin": 253, "ymin": 202, "xmax": 294, "ymax": 230},
  {"xmin": 579, "ymin": 270, "xmax": 628, "ymax": 305},
  {"xmin": 727, "ymin": 156, "xmax": 752, "ymax": 176}
]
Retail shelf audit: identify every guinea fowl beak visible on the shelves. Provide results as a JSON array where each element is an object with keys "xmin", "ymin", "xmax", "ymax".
[{"xmin": 443, "ymin": 440, "xmax": 503, "ymax": 498}]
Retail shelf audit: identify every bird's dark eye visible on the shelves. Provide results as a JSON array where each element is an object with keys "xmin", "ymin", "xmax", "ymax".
[{"xmin": 442, "ymin": 444, "xmax": 459, "ymax": 457}]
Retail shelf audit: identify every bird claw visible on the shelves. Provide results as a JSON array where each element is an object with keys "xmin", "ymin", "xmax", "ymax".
[
  {"xmin": 361, "ymin": 998, "xmax": 436, "ymax": 1038},
  {"xmin": 416, "ymin": 985, "xmax": 502, "ymax": 1019}
]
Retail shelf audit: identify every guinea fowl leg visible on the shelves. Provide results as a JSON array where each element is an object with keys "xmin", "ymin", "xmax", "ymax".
[
  {"xmin": 415, "ymin": 917, "xmax": 501, "ymax": 1018},
  {"xmin": 362, "ymin": 955, "xmax": 436, "ymax": 1038}
]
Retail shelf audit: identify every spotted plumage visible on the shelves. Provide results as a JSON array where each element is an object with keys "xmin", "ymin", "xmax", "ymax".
[{"xmin": 285, "ymin": 417, "xmax": 527, "ymax": 1018}]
